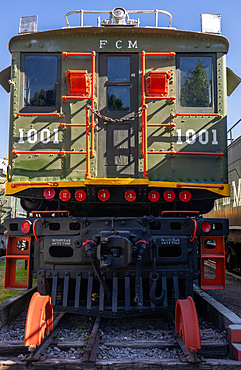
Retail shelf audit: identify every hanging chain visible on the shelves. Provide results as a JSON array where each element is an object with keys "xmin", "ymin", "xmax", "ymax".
[{"xmin": 86, "ymin": 104, "xmax": 147, "ymax": 124}]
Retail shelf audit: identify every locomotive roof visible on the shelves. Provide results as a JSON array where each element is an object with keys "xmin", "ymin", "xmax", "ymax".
[{"xmin": 9, "ymin": 26, "xmax": 229, "ymax": 53}]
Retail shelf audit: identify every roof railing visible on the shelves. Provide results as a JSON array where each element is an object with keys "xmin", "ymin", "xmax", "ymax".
[
  {"xmin": 64, "ymin": 8, "xmax": 173, "ymax": 28},
  {"xmin": 227, "ymin": 118, "xmax": 241, "ymax": 143}
]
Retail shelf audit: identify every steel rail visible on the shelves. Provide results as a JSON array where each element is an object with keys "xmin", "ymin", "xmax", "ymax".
[
  {"xmin": 83, "ymin": 316, "xmax": 101, "ymax": 362},
  {"xmin": 26, "ymin": 313, "xmax": 65, "ymax": 362}
]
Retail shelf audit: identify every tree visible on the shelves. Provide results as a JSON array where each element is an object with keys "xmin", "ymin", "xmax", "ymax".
[
  {"xmin": 181, "ymin": 58, "xmax": 211, "ymax": 107},
  {"xmin": 107, "ymin": 94, "xmax": 128, "ymax": 111},
  {"xmin": 28, "ymin": 88, "xmax": 56, "ymax": 107}
]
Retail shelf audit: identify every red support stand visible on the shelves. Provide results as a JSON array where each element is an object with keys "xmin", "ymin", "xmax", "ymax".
[
  {"xmin": 200, "ymin": 236, "xmax": 225, "ymax": 289},
  {"xmin": 5, "ymin": 236, "xmax": 31, "ymax": 290}
]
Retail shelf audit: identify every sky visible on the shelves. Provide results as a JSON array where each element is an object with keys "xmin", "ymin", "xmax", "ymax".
[{"xmin": 0, "ymin": 0, "xmax": 240, "ymax": 158}]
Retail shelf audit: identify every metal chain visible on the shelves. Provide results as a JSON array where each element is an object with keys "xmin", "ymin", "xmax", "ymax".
[{"xmin": 86, "ymin": 104, "xmax": 147, "ymax": 123}]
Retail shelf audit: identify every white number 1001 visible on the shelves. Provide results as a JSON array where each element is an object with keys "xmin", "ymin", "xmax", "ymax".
[
  {"xmin": 18, "ymin": 128, "xmax": 59, "ymax": 144},
  {"xmin": 176, "ymin": 129, "xmax": 218, "ymax": 145}
]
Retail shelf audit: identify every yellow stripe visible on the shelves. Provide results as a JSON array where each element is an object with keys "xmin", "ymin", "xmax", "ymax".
[
  {"xmin": 85, "ymin": 178, "xmax": 149, "ymax": 186},
  {"xmin": 5, "ymin": 179, "xmax": 230, "ymax": 197}
]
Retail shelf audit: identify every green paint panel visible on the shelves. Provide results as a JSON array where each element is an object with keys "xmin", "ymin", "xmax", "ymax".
[
  {"xmin": 12, "ymin": 155, "xmax": 62, "ymax": 181},
  {"xmin": 8, "ymin": 27, "xmax": 228, "ymax": 186}
]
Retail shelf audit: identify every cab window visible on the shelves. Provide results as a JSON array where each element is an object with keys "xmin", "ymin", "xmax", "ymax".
[
  {"xmin": 21, "ymin": 54, "xmax": 60, "ymax": 111},
  {"xmin": 177, "ymin": 54, "xmax": 216, "ymax": 112},
  {"xmin": 107, "ymin": 56, "xmax": 130, "ymax": 112}
]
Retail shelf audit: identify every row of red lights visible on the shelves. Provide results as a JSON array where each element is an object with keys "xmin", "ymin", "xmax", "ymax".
[{"xmin": 43, "ymin": 188, "xmax": 192, "ymax": 203}]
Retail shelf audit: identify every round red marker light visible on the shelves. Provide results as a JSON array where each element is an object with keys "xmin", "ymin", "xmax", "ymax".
[
  {"xmin": 164, "ymin": 190, "xmax": 175, "ymax": 202},
  {"xmin": 75, "ymin": 190, "xmax": 87, "ymax": 202},
  {"xmin": 201, "ymin": 221, "xmax": 212, "ymax": 233},
  {"xmin": 98, "ymin": 189, "xmax": 110, "ymax": 202},
  {"xmin": 43, "ymin": 188, "xmax": 55, "ymax": 200},
  {"xmin": 179, "ymin": 191, "xmax": 191, "ymax": 202},
  {"xmin": 148, "ymin": 191, "xmax": 160, "ymax": 202},
  {"xmin": 59, "ymin": 189, "xmax": 71, "ymax": 202},
  {"xmin": 21, "ymin": 221, "xmax": 31, "ymax": 234},
  {"xmin": 125, "ymin": 190, "xmax": 136, "ymax": 202}
]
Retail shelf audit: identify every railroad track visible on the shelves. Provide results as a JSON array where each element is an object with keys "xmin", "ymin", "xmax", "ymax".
[
  {"xmin": 0, "ymin": 312, "xmax": 227, "ymax": 365},
  {"xmin": 0, "ymin": 286, "xmax": 241, "ymax": 367}
]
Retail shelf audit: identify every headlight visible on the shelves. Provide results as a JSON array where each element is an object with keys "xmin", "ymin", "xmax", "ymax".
[{"xmin": 112, "ymin": 7, "xmax": 127, "ymax": 22}]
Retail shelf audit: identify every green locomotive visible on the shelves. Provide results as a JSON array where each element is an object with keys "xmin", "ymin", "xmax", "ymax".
[{"xmin": 1, "ymin": 8, "xmax": 238, "ymax": 345}]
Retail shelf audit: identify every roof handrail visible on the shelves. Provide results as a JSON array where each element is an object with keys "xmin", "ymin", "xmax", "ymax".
[
  {"xmin": 227, "ymin": 118, "xmax": 241, "ymax": 143},
  {"xmin": 64, "ymin": 8, "xmax": 172, "ymax": 28}
]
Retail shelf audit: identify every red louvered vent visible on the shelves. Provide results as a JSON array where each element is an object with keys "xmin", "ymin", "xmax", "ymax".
[
  {"xmin": 65, "ymin": 70, "xmax": 90, "ymax": 96},
  {"xmin": 146, "ymin": 71, "xmax": 172, "ymax": 97}
]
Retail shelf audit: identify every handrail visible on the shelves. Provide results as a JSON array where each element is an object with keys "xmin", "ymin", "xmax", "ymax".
[
  {"xmin": 190, "ymin": 219, "xmax": 197, "ymax": 242},
  {"xmin": 171, "ymin": 113, "xmax": 221, "ymax": 118},
  {"xmin": 33, "ymin": 219, "xmax": 40, "ymax": 242},
  {"xmin": 11, "ymin": 107, "xmax": 92, "ymax": 179},
  {"xmin": 16, "ymin": 113, "xmax": 63, "ymax": 118},
  {"xmin": 227, "ymin": 118, "xmax": 241, "ymax": 143},
  {"xmin": 61, "ymin": 51, "xmax": 95, "ymax": 157},
  {"xmin": 145, "ymin": 96, "xmax": 176, "ymax": 101},
  {"xmin": 64, "ymin": 9, "xmax": 173, "ymax": 28},
  {"xmin": 62, "ymin": 52, "xmax": 94, "ymax": 57},
  {"xmin": 85, "ymin": 106, "xmax": 91, "ymax": 178},
  {"xmin": 141, "ymin": 50, "xmax": 225, "ymax": 178},
  {"xmin": 144, "ymin": 52, "xmax": 175, "ymax": 57},
  {"xmin": 147, "ymin": 123, "xmax": 176, "ymax": 127},
  {"xmin": 147, "ymin": 151, "xmax": 224, "ymax": 157},
  {"xmin": 60, "ymin": 123, "xmax": 86, "ymax": 128},
  {"xmin": 61, "ymin": 96, "xmax": 90, "ymax": 101},
  {"xmin": 13, "ymin": 52, "xmax": 95, "ymax": 180},
  {"xmin": 141, "ymin": 51, "xmax": 176, "ymax": 179},
  {"xmin": 12, "ymin": 150, "xmax": 87, "ymax": 155}
]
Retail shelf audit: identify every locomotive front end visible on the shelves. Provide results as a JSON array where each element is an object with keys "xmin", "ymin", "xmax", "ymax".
[{"xmin": 2, "ymin": 8, "xmax": 230, "ymax": 317}]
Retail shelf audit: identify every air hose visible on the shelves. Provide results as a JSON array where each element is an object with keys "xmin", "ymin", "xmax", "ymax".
[{"xmin": 83, "ymin": 239, "xmax": 111, "ymax": 300}]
